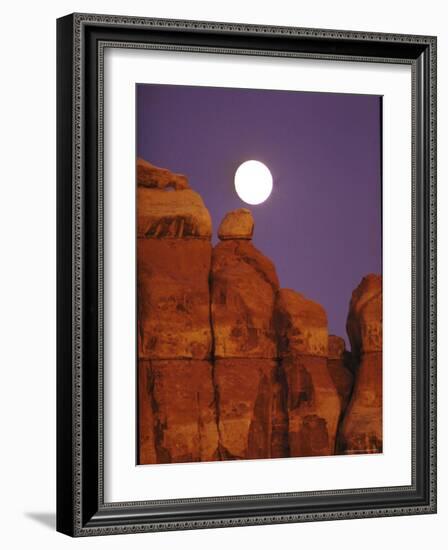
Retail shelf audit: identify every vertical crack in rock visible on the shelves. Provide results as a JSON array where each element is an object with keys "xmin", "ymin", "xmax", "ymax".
[
  {"xmin": 270, "ymin": 359, "xmax": 290, "ymax": 458},
  {"xmin": 327, "ymin": 335, "xmax": 355, "ymax": 449},
  {"xmin": 208, "ymin": 269, "xmax": 224, "ymax": 461},
  {"xmin": 247, "ymin": 373, "xmax": 272, "ymax": 459},
  {"xmin": 274, "ymin": 289, "xmax": 341, "ymax": 456},
  {"xmin": 138, "ymin": 360, "xmax": 157, "ymax": 465}
]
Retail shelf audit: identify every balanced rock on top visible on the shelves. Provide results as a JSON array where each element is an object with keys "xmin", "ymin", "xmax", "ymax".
[{"xmin": 218, "ymin": 208, "xmax": 254, "ymax": 240}]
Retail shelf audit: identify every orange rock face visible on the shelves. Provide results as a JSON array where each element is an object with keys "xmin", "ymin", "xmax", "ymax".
[
  {"xmin": 346, "ymin": 274, "xmax": 382, "ymax": 355},
  {"xmin": 138, "ymin": 238, "xmax": 212, "ymax": 359},
  {"xmin": 139, "ymin": 360, "xmax": 219, "ymax": 464},
  {"xmin": 327, "ymin": 335, "xmax": 354, "ymax": 414},
  {"xmin": 137, "ymin": 157, "xmax": 189, "ymax": 190},
  {"xmin": 214, "ymin": 358, "xmax": 279, "ymax": 459},
  {"xmin": 137, "ymin": 186, "xmax": 212, "ymax": 239},
  {"xmin": 274, "ymin": 289, "xmax": 341, "ymax": 456},
  {"xmin": 211, "ymin": 239, "xmax": 279, "ymax": 358},
  {"xmin": 275, "ymin": 289, "xmax": 329, "ymax": 357},
  {"xmin": 338, "ymin": 275, "xmax": 383, "ymax": 454}
]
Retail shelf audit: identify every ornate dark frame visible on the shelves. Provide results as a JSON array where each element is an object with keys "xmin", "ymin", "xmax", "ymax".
[{"xmin": 56, "ymin": 13, "xmax": 437, "ymax": 537}]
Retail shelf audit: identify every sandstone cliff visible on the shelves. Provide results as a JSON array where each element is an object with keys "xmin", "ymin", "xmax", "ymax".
[
  {"xmin": 137, "ymin": 159, "xmax": 382, "ymax": 463},
  {"xmin": 137, "ymin": 161, "xmax": 218, "ymax": 464}
]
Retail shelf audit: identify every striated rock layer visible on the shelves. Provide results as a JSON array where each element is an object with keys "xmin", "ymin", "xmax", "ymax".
[
  {"xmin": 137, "ymin": 186, "xmax": 212, "ymax": 239},
  {"xmin": 338, "ymin": 275, "xmax": 383, "ymax": 454},
  {"xmin": 274, "ymin": 289, "xmax": 341, "ymax": 456}
]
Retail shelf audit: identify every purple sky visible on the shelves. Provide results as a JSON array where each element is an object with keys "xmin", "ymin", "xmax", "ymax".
[{"xmin": 137, "ymin": 84, "xmax": 382, "ymax": 347}]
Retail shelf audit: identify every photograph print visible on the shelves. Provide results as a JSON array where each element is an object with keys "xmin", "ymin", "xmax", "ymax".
[{"xmin": 136, "ymin": 83, "xmax": 383, "ymax": 465}]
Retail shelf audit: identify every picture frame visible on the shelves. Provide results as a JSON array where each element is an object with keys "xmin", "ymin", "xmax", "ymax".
[{"xmin": 56, "ymin": 13, "xmax": 437, "ymax": 536}]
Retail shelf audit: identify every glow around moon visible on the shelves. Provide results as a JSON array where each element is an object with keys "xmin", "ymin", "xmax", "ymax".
[{"xmin": 234, "ymin": 160, "xmax": 273, "ymax": 205}]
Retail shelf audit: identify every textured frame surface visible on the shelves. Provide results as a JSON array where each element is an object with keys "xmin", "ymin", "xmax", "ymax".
[{"xmin": 56, "ymin": 13, "xmax": 437, "ymax": 537}]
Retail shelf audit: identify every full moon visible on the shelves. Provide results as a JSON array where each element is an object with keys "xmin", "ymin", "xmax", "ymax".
[{"xmin": 234, "ymin": 160, "xmax": 273, "ymax": 205}]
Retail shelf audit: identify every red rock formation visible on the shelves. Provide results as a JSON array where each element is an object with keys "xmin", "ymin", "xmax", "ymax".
[
  {"xmin": 137, "ymin": 161, "xmax": 382, "ymax": 464},
  {"xmin": 140, "ymin": 360, "xmax": 219, "ymax": 463},
  {"xmin": 211, "ymin": 239, "xmax": 279, "ymax": 359},
  {"xmin": 274, "ymin": 289, "xmax": 341, "ymax": 456},
  {"xmin": 327, "ymin": 335, "xmax": 354, "ymax": 414},
  {"xmin": 211, "ymin": 209, "xmax": 283, "ymax": 459},
  {"xmin": 214, "ymin": 358, "xmax": 278, "ymax": 459},
  {"xmin": 137, "ymin": 185, "xmax": 212, "ymax": 239},
  {"xmin": 346, "ymin": 274, "xmax": 382, "ymax": 355},
  {"xmin": 138, "ymin": 238, "xmax": 212, "ymax": 360},
  {"xmin": 137, "ymin": 157, "xmax": 189, "ymax": 190},
  {"xmin": 137, "ymin": 162, "xmax": 218, "ymax": 464},
  {"xmin": 338, "ymin": 275, "xmax": 382, "ymax": 454}
]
